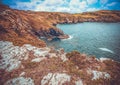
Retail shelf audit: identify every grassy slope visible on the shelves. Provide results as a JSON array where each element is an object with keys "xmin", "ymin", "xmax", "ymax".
[{"xmin": 0, "ymin": 4, "xmax": 120, "ymax": 47}]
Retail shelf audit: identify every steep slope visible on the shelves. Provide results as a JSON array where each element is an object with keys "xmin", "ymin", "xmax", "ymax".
[
  {"xmin": 0, "ymin": 5, "xmax": 45, "ymax": 47},
  {"xmin": 0, "ymin": 5, "xmax": 68, "ymax": 47}
]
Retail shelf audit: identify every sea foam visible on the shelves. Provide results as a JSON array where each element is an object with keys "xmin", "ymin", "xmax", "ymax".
[
  {"xmin": 99, "ymin": 48, "xmax": 114, "ymax": 54},
  {"xmin": 62, "ymin": 35, "xmax": 73, "ymax": 41}
]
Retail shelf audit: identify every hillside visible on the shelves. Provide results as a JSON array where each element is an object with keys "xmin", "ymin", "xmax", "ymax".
[
  {"xmin": 0, "ymin": 4, "xmax": 120, "ymax": 47},
  {"xmin": 0, "ymin": 4, "xmax": 120, "ymax": 85},
  {"xmin": 0, "ymin": 41, "xmax": 120, "ymax": 85}
]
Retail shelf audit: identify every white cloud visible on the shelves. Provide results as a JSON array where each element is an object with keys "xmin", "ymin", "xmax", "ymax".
[
  {"xmin": 55, "ymin": 7, "xmax": 70, "ymax": 12},
  {"xmin": 35, "ymin": 0, "xmax": 88, "ymax": 13},
  {"xmin": 35, "ymin": 0, "xmax": 69, "ymax": 12},
  {"xmin": 69, "ymin": 0, "xmax": 87, "ymax": 8},
  {"xmin": 15, "ymin": 0, "xmax": 42, "ymax": 10},
  {"xmin": 34, "ymin": 0, "xmax": 68, "ymax": 12},
  {"xmin": 69, "ymin": 0, "xmax": 80, "ymax": 7},
  {"xmin": 86, "ymin": 8, "xmax": 99, "ymax": 12},
  {"xmin": 100, "ymin": 0, "xmax": 108, "ymax": 5},
  {"xmin": 69, "ymin": 0, "xmax": 88, "ymax": 13},
  {"xmin": 35, "ymin": 6, "xmax": 53, "ymax": 12},
  {"xmin": 42, "ymin": 0, "xmax": 67, "ymax": 6},
  {"xmin": 100, "ymin": 0, "xmax": 108, "ymax": 9},
  {"xmin": 10, "ymin": 0, "xmax": 113, "ymax": 13},
  {"xmin": 78, "ymin": 1, "xmax": 88, "ymax": 9},
  {"xmin": 106, "ymin": 2, "xmax": 117, "ymax": 6},
  {"xmin": 87, "ymin": 0, "xmax": 98, "ymax": 5}
]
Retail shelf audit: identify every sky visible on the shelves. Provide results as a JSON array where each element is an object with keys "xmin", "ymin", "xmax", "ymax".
[{"xmin": 1, "ymin": 0, "xmax": 120, "ymax": 13}]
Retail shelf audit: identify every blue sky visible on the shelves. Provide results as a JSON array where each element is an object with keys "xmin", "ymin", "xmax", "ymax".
[{"xmin": 1, "ymin": 0, "xmax": 120, "ymax": 13}]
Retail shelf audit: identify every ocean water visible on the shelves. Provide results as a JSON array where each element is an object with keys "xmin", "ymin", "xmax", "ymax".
[{"xmin": 46, "ymin": 22, "xmax": 120, "ymax": 61}]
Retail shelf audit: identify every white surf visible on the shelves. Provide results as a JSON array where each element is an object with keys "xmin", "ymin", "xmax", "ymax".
[
  {"xmin": 99, "ymin": 48, "xmax": 114, "ymax": 54},
  {"xmin": 62, "ymin": 35, "xmax": 73, "ymax": 41}
]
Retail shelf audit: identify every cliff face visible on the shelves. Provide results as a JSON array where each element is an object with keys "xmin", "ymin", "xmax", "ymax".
[
  {"xmin": 0, "ymin": 4, "xmax": 120, "ymax": 47},
  {"xmin": 0, "ymin": 5, "xmax": 68, "ymax": 47},
  {"xmin": 38, "ymin": 10, "xmax": 120, "ymax": 24}
]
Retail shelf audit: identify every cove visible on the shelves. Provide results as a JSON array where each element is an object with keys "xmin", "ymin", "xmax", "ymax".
[{"xmin": 46, "ymin": 22, "xmax": 120, "ymax": 61}]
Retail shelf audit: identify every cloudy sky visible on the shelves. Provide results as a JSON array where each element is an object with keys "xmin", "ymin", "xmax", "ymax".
[{"xmin": 1, "ymin": 0, "xmax": 120, "ymax": 13}]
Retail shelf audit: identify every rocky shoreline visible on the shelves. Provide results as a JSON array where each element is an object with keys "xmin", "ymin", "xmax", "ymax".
[
  {"xmin": 0, "ymin": 4, "xmax": 120, "ymax": 47},
  {"xmin": 0, "ymin": 41, "xmax": 120, "ymax": 85},
  {"xmin": 0, "ymin": 4, "xmax": 120, "ymax": 85}
]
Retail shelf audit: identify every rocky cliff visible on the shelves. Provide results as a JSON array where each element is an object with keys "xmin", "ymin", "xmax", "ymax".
[
  {"xmin": 0, "ymin": 4, "xmax": 120, "ymax": 85},
  {"xmin": 0, "ymin": 4, "xmax": 68, "ymax": 47},
  {"xmin": 38, "ymin": 10, "xmax": 120, "ymax": 24},
  {"xmin": 0, "ymin": 4, "xmax": 120, "ymax": 47}
]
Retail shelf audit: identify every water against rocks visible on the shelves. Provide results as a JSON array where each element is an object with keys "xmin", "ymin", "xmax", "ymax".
[{"xmin": 46, "ymin": 22, "xmax": 120, "ymax": 61}]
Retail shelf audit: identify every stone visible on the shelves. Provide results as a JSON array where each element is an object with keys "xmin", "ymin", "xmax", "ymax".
[
  {"xmin": 41, "ymin": 73, "xmax": 71, "ymax": 85},
  {"xmin": 5, "ymin": 77, "xmax": 34, "ymax": 85}
]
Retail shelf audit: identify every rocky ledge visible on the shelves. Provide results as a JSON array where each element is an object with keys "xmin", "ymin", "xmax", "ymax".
[{"xmin": 0, "ymin": 41, "xmax": 120, "ymax": 85}]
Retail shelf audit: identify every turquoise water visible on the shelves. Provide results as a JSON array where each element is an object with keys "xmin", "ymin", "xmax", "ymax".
[{"xmin": 46, "ymin": 22, "xmax": 120, "ymax": 61}]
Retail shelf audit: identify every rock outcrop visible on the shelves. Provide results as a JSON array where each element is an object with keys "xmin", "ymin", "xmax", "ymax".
[
  {"xmin": 41, "ymin": 73, "xmax": 71, "ymax": 85},
  {"xmin": 4, "ymin": 77, "xmax": 34, "ymax": 85},
  {"xmin": 0, "ymin": 41, "xmax": 120, "ymax": 85}
]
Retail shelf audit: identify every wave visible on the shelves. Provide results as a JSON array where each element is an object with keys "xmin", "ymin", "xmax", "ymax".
[
  {"xmin": 62, "ymin": 35, "xmax": 73, "ymax": 41},
  {"xmin": 68, "ymin": 35, "xmax": 73, "ymax": 40},
  {"xmin": 99, "ymin": 48, "xmax": 114, "ymax": 54}
]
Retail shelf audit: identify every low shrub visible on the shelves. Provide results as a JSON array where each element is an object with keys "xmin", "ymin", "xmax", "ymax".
[{"xmin": 24, "ymin": 62, "xmax": 39, "ymax": 69}]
